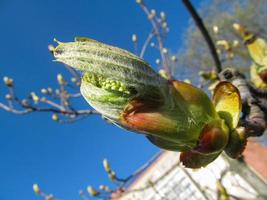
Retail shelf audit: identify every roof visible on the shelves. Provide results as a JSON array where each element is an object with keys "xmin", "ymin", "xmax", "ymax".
[{"xmin": 243, "ymin": 139, "xmax": 267, "ymax": 181}]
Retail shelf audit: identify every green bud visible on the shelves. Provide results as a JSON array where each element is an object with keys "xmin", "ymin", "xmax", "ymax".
[
  {"xmin": 51, "ymin": 37, "xmax": 242, "ymax": 168},
  {"xmin": 51, "ymin": 37, "xmax": 167, "ymax": 120}
]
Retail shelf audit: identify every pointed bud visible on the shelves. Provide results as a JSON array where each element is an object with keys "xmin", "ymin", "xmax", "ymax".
[
  {"xmin": 41, "ymin": 88, "xmax": 48, "ymax": 94},
  {"xmin": 132, "ymin": 34, "xmax": 137, "ymax": 43},
  {"xmin": 33, "ymin": 184, "xmax": 41, "ymax": 195},
  {"xmin": 31, "ymin": 92, "xmax": 39, "ymax": 103},
  {"xmin": 47, "ymin": 88, "xmax": 53, "ymax": 93},
  {"xmin": 155, "ymin": 59, "xmax": 161, "ymax": 65},
  {"xmin": 52, "ymin": 114, "xmax": 59, "ymax": 121},
  {"xmin": 160, "ymin": 11, "xmax": 166, "ymax": 21},
  {"xmin": 5, "ymin": 94, "xmax": 12, "ymax": 100},
  {"xmin": 216, "ymin": 40, "xmax": 230, "ymax": 51},
  {"xmin": 233, "ymin": 40, "xmax": 239, "ymax": 48},
  {"xmin": 233, "ymin": 23, "xmax": 254, "ymax": 42},
  {"xmin": 87, "ymin": 186, "xmax": 99, "ymax": 197},
  {"xmin": 71, "ymin": 77, "xmax": 77, "ymax": 83},
  {"xmin": 51, "ymin": 37, "xmax": 166, "ymax": 120},
  {"xmin": 162, "ymin": 22, "xmax": 168, "ymax": 29},
  {"xmin": 149, "ymin": 9, "xmax": 156, "ymax": 19},
  {"xmin": 103, "ymin": 159, "xmax": 111, "ymax": 173},
  {"xmin": 3, "ymin": 76, "xmax": 13, "ymax": 87},
  {"xmin": 171, "ymin": 55, "xmax": 177, "ymax": 62},
  {"xmin": 213, "ymin": 26, "xmax": 219, "ymax": 34},
  {"xmin": 158, "ymin": 69, "xmax": 169, "ymax": 80},
  {"xmin": 162, "ymin": 48, "xmax": 168, "ymax": 54},
  {"xmin": 57, "ymin": 73, "xmax": 66, "ymax": 85},
  {"xmin": 99, "ymin": 185, "xmax": 109, "ymax": 191}
]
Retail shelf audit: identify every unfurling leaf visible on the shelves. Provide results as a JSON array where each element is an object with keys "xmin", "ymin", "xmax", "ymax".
[
  {"xmin": 213, "ymin": 81, "xmax": 241, "ymax": 130},
  {"xmin": 233, "ymin": 23, "xmax": 267, "ymax": 84}
]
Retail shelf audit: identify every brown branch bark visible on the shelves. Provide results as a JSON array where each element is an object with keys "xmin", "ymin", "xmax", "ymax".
[{"xmin": 182, "ymin": 0, "xmax": 222, "ymax": 73}]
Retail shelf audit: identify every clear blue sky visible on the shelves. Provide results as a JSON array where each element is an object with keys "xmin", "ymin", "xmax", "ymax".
[{"xmin": 0, "ymin": 0, "xmax": 200, "ymax": 199}]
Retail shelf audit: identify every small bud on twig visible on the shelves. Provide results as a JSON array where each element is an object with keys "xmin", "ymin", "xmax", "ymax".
[
  {"xmin": 103, "ymin": 159, "xmax": 111, "ymax": 173},
  {"xmin": 233, "ymin": 40, "xmax": 240, "ymax": 48},
  {"xmin": 3, "ymin": 76, "xmax": 13, "ymax": 87},
  {"xmin": 31, "ymin": 92, "xmax": 39, "ymax": 103},
  {"xmin": 162, "ymin": 22, "xmax": 168, "ymax": 29},
  {"xmin": 5, "ymin": 94, "xmax": 12, "ymax": 100},
  {"xmin": 33, "ymin": 184, "xmax": 41, "ymax": 195},
  {"xmin": 213, "ymin": 25, "xmax": 219, "ymax": 34},
  {"xmin": 158, "ymin": 69, "xmax": 169, "ymax": 80},
  {"xmin": 87, "ymin": 186, "xmax": 99, "ymax": 197},
  {"xmin": 71, "ymin": 77, "xmax": 77, "ymax": 83},
  {"xmin": 136, "ymin": 0, "xmax": 143, "ymax": 4},
  {"xmin": 155, "ymin": 59, "xmax": 161, "ymax": 65},
  {"xmin": 47, "ymin": 88, "xmax": 53, "ymax": 94},
  {"xmin": 150, "ymin": 42, "xmax": 155, "ymax": 48},
  {"xmin": 46, "ymin": 194, "xmax": 55, "ymax": 200},
  {"xmin": 132, "ymin": 34, "xmax": 137, "ymax": 43},
  {"xmin": 149, "ymin": 9, "xmax": 156, "ymax": 19},
  {"xmin": 57, "ymin": 73, "xmax": 66, "ymax": 85},
  {"xmin": 160, "ymin": 11, "xmax": 166, "ymax": 21},
  {"xmin": 52, "ymin": 114, "xmax": 59, "ymax": 121},
  {"xmin": 41, "ymin": 88, "xmax": 48, "ymax": 94},
  {"xmin": 162, "ymin": 48, "xmax": 168, "ymax": 54},
  {"xmin": 171, "ymin": 55, "xmax": 177, "ymax": 62},
  {"xmin": 99, "ymin": 185, "xmax": 110, "ymax": 191}
]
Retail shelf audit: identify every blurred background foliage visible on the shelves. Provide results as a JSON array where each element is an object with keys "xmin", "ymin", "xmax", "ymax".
[{"xmin": 175, "ymin": 0, "xmax": 267, "ymax": 79}]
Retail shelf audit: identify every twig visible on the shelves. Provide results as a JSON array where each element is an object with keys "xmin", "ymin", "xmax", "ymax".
[
  {"xmin": 140, "ymin": 30, "xmax": 155, "ymax": 58},
  {"xmin": 138, "ymin": 2, "xmax": 171, "ymax": 75},
  {"xmin": 0, "ymin": 102, "xmax": 99, "ymax": 116},
  {"xmin": 182, "ymin": 0, "xmax": 222, "ymax": 73}
]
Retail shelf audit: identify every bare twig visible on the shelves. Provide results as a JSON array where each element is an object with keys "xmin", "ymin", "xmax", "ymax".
[
  {"xmin": 140, "ymin": 30, "xmax": 155, "ymax": 58},
  {"xmin": 138, "ymin": 2, "xmax": 171, "ymax": 75},
  {"xmin": 182, "ymin": 0, "xmax": 222, "ymax": 73}
]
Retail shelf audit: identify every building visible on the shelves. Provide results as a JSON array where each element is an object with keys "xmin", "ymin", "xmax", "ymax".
[{"xmin": 118, "ymin": 140, "xmax": 267, "ymax": 200}]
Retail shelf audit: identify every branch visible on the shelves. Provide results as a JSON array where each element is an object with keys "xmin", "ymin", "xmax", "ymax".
[
  {"xmin": 138, "ymin": 1, "xmax": 171, "ymax": 76},
  {"xmin": 182, "ymin": 0, "xmax": 222, "ymax": 73},
  {"xmin": 140, "ymin": 30, "xmax": 155, "ymax": 58},
  {"xmin": 0, "ymin": 73, "xmax": 100, "ymax": 123}
]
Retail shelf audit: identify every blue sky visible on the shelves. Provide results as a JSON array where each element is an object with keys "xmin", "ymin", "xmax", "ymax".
[{"xmin": 0, "ymin": 0, "xmax": 200, "ymax": 199}]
